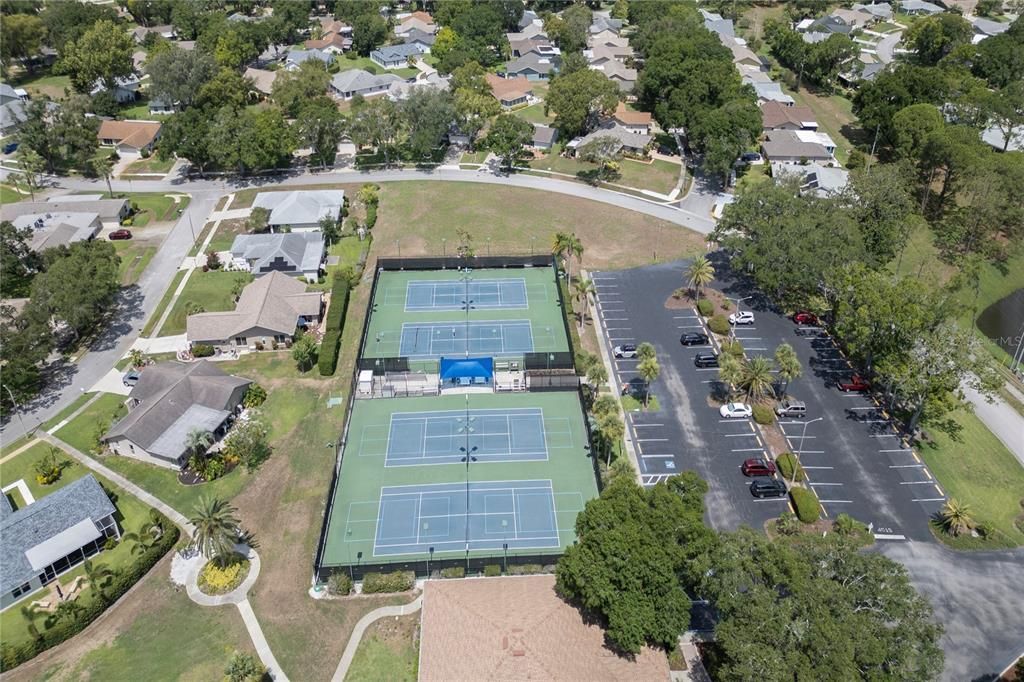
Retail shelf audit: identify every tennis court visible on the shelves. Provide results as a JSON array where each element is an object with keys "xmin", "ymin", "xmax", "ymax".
[
  {"xmin": 355, "ymin": 407, "xmax": 577, "ymax": 466},
  {"xmin": 363, "ymin": 267, "xmax": 569, "ymax": 360},
  {"xmin": 402, "ymin": 278, "xmax": 529, "ymax": 311},
  {"xmin": 320, "ymin": 392, "xmax": 598, "ymax": 567}
]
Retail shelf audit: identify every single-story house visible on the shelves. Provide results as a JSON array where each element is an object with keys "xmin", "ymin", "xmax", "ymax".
[
  {"xmin": 504, "ymin": 53, "xmax": 558, "ymax": 80},
  {"xmin": 588, "ymin": 33, "xmax": 630, "ymax": 50},
  {"xmin": 370, "ymin": 43, "xmax": 426, "ymax": 69},
  {"xmin": 285, "ymin": 49, "xmax": 333, "ymax": 71},
  {"xmin": 485, "ymin": 73, "xmax": 533, "ymax": 108},
  {"xmin": 518, "ymin": 10, "xmax": 540, "ymax": 30},
  {"xmin": 726, "ymin": 39, "xmax": 766, "ymax": 70},
  {"xmin": 510, "ymin": 37, "xmax": 548, "ymax": 58},
  {"xmin": 251, "ymin": 189, "xmax": 345, "ymax": 231},
  {"xmin": 148, "ymin": 96, "xmax": 176, "ymax": 115},
  {"xmin": 103, "ymin": 361, "xmax": 251, "ymax": 468},
  {"xmin": 256, "ymin": 43, "xmax": 289, "ymax": 67},
  {"xmin": 852, "ymin": 2, "xmax": 893, "ymax": 20},
  {"xmin": 403, "ymin": 28, "xmax": 436, "ymax": 52},
  {"xmin": 187, "ymin": 272, "xmax": 323, "ymax": 352},
  {"xmin": 801, "ymin": 15, "xmax": 855, "ymax": 37},
  {"xmin": 90, "ymin": 75, "xmax": 142, "ymax": 103},
  {"xmin": 589, "ymin": 29, "xmax": 622, "ymax": 45},
  {"xmin": 244, "ymin": 67, "xmax": 280, "ymax": 96},
  {"xmin": 761, "ymin": 129, "xmax": 835, "ymax": 164},
  {"xmin": 97, "ymin": 119, "xmax": 162, "ymax": 156},
  {"xmin": 2, "ymin": 196, "xmax": 130, "ymax": 229},
  {"xmin": 330, "ymin": 69, "xmax": 403, "ymax": 100},
  {"xmin": 305, "ymin": 19, "xmax": 352, "ymax": 53},
  {"xmin": 971, "ymin": 17, "xmax": 1010, "ymax": 42},
  {"xmin": 0, "ymin": 97, "xmax": 28, "ymax": 138},
  {"xmin": 899, "ymin": 0, "xmax": 944, "ymax": 14},
  {"xmin": 131, "ymin": 24, "xmax": 175, "ymax": 44},
  {"xmin": 590, "ymin": 16, "xmax": 623, "ymax": 34},
  {"xmin": 761, "ymin": 101, "xmax": 818, "ymax": 131},
  {"xmin": 700, "ymin": 9, "xmax": 735, "ymax": 38},
  {"xmin": 799, "ymin": 163, "xmax": 851, "ymax": 196},
  {"xmin": 388, "ymin": 72, "xmax": 450, "ymax": 101},
  {"xmin": 613, "ymin": 102, "xmax": 653, "ymax": 134},
  {"xmin": 12, "ymin": 211, "xmax": 102, "ymax": 252},
  {"xmin": 567, "ymin": 123, "xmax": 652, "ymax": 157},
  {"xmin": 507, "ymin": 24, "xmax": 547, "ymax": 43},
  {"xmin": 585, "ymin": 43, "xmax": 633, "ymax": 63},
  {"xmin": 748, "ymin": 80, "xmax": 796, "ymax": 107},
  {"xmin": 982, "ymin": 124, "xmax": 1024, "ymax": 153},
  {"xmin": 1, "ymin": 474, "xmax": 119, "ymax": 610},
  {"xmin": 229, "ymin": 232, "xmax": 326, "ymax": 283},
  {"xmin": 531, "ymin": 124, "xmax": 558, "ymax": 150},
  {"xmin": 395, "ymin": 11, "xmax": 437, "ymax": 37},
  {"xmin": 591, "ymin": 60, "xmax": 637, "ymax": 93}
]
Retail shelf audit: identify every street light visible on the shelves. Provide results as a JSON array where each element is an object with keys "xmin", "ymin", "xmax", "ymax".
[
  {"xmin": 794, "ymin": 417, "xmax": 823, "ymax": 483},
  {"xmin": 2, "ymin": 384, "xmax": 28, "ymax": 437},
  {"xmin": 728, "ymin": 295, "xmax": 753, "ymax": 341}
]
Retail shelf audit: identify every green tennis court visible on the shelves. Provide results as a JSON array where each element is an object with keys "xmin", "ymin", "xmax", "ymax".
[
  {"xmin": 363, "ymin": 268, "xmax": 570, "ymax": 359},
  {"xmin": 320, "ymin": 392, "xmax": 598, "ymax": 568}
]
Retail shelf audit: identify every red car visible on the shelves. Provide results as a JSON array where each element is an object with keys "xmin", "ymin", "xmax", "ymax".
[
  {"xmin": 838, "ymin": 374, "xmax": 870, "ymax": 392},
  {"xmin": 741, "ymin": 458, "xmax": 777, "ymax": 477},
  {"xmin": 108, "ymin": 229, "xmax": 133, "ymax": 240},
  {"xmin": 792, "ymin": 311, "xmax": 819, "ymax": 325}
]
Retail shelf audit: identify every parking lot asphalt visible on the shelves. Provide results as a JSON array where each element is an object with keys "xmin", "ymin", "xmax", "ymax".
[{"xmin": 591, "ymin": 259, "xmax": 946, "ymax": 541}]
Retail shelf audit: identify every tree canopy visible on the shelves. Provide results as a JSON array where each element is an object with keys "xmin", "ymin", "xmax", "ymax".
[{"xmin": 544, "ymin": 68, "xmax": 619, "ymax": 138}]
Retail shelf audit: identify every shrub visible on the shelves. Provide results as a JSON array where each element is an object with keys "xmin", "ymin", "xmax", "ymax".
[
  {"xmin": 775, "ymin": 511, "xmax": 801, "ymax": 536},
  {"xmin": 206, "ymin": 252, "xmax": 222, "ymax": 270},
  {"xmin": 198, "ymin": 557, "xmax": 249, "ymax": 595},
  {"xmin": 362, "ymin": 570, "xmax": 415, "ymax": 593},
  {"xmin": 327, "ymin": 571, "xmax": 353, "ymax": 596},
  {"xmin": 318, "ymin": 330, "xmax": 340, "ymax": 376},
  {"xmin": 697, "ymin": 299, "xmax": 714, "ymax": 316},
  {"xmin": 833, "ymin": 513, "xmax": 866, "ymax": 537},
  {"xmin": 34, "ymin": 448, "xmax": 64, "ymax": 485},
  {"xmin": 365, "ymin": 203, "xmax": 377, "ymax": 229},
  {"xmin": 776, "ymin": 452, "xmax": 806, "ymax": 482},
  {"xmin": 324, "ymin": 279, "xmax": 350, "ymax": 332},
  {"xmin": 790, "ymin": 487, "xmax": 820, "ymax": 523},
  {"xmin": 752, "ymin": 404, "xmax": 775, "ymax": 425},
  {"xmin": 440, "ymin": 566, "xmax": 464, "ymax": 579},
  {"xmin": 483, "ymin": 564, "xmax": 502, "ymax": 577},
  {"xmin": 708, "ymin": 314, "xmax": 730, "ymax": 335},
  {"xmin": 507, "ymin": 563, "xmax": 543, "ymax": 575},
  {"xmin": 191, "ymin": 344, "xmax": 215, "ymax": 358},
  {"xmin": 721, "ymin": 339, "xmax": 744, "ymax": 358},
  {"xmin": 242, "ymin": 383, "xmax": 267, "ymax": 408}
]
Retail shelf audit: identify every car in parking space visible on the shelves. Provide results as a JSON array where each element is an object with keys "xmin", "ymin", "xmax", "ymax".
[
  {"xmin": 775, "ymin": 399, "xmax": 807, "ymax": 418},
  {"xmin": 728, "ymin": 311, "xmax": 755, "ymax": 325},
  {"xmin": 741, "ymin": 458, "xmax": 777, "ymax": 477},
  {"xmin": 750, "ymin": 478, "xmax": 788, "ymax": 498},
  {"xmin": 792, "ymin": 311, "xmax": 819, "ymax": 325},
  {"xmin": 837, "ymin": 374, "xmax": 870, "ymax": 392},
  {"xmin": 679, "ymin": 332, "xmax": 709, "ymax": 346},
  {"xmin": 108, "ymin": 229, "xmax": 133, "ymax": 240},
  {"xmin": 123, "ymin": 370, "xmax": 141, "ymax": 387},
  {"xmin": 719, "ymin": 402, "xmax": 753, "ymax": 419},
  {"xmin": 694, "ymin": 352, "xmax": 719, "ymax": 368},
  {"xmin": 613, "ymin": 344, "xmax": 638, "ymax": 359}
]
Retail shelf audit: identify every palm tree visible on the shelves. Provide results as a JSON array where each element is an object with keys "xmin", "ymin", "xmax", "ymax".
[
  {"xmin": 718, "ymin": 353, "xmax": 744, "ymax": 394},
  {"xmin": 185, "ymin": 429, "xmax": 213, "ymax": 460},
  {"xmin": 567, "ymin": 233, "xmax": 584, "ymax": 279},
  {"xmin": 586, "ymin": 363, "xmax": 608, "ymax": 392},
  {"xmin": 189, "ymin": 496, "xmax": 243, "ymax": 566},
  {"xmin": 608, "ymin": 456, "xmax": 635, "ymax": 481},
  {"xmin": 738, "ymin": 356, "xmax": 775, "ymax": 403},
  {"xmin": 939, "ymin": 498, "xmax": 975, "ymax": 537},
  {"xmin": 592, "ymin": 394, "xmax": 618, "ymax": 418},
  {"xmin": 20, "ymin": 605, "xmax": 43, "ymax": 642},
  {"xmin": 123, "ymin": 512, "xmax": 165, "ymax": 557},
  {"xmin": 637, "ymin": 357, "xmax": 660, "ymax": 407},
  {"xmin": 92, "ymin": 156, "xmax": 115, "ymax": 198},
  {"xmin": 773, "ymin": 343, "xmax": 803, "ymax": 397},
  {"xmin": 82, "ymin": 560, "xmax": 115, "ymax": 603},
  {"xmin": 637, "ymin": 342, "xmax": 656, "ymax": 362},
  {"xmin": 685, "ymin": 256, "xmax": 715, "ymax": 299},
  {"xmin": 597, "ymin": 412, "xmax": 625, "ymax": 466},
  {"xmin": 573, "ymin": 278, "xmax": 595, "ymax": 329},
  {"xmin": 552, "ymin": 231, "xmax": 572, "ymax": 276}
]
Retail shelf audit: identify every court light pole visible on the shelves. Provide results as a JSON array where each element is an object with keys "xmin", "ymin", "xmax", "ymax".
[{"xmin": 459, "ymin": 395, "xmax": 477, "ymax": 573}]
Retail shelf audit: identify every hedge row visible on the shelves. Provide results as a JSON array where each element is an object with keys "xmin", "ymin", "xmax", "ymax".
[
  {"xmin": 362, "ymin": 570, "xmax": 415, "ymax": 593},
  {"xmin": 318, "ymin": 330, "xmax": 340, "ymax": 376},
  {"xmin": 708, "ymin": 314, "xmax": 730, "ymax": 335},
  {"xmin": 324, "ymin": 279, "xmax": 350, "ymax": 332},
  {"xmin": 0, "ymin": 514, "xmax": 181, "ymax": 671},
  {"xmin": 776, "ymin": 452, "xmax": 806, "ymax": 482},
  {"xmin": 790, "ymin": 487, "xmax": 821, "ymax": 523},
  {"xmin": 506, "ymin": 563, "xmax": 545, "ymax": 575},
  {"xmin": 484, "ymin": 564, "xmax": 502, "ymax": 577},
  {"xmin": 440, "ymin": 566, "xmax": 464, "ymax": 579},
  {"xmin": 365, "ymin": 203, "xmax": 377, "ymax": 229}
]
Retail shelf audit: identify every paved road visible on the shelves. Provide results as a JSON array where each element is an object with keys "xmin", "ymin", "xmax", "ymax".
[
  {"xmin": 875, "ymin": 31, "xmax": 902, "ymax": 64},
  {"xmin": 963, "ymin": 382, "xmax": 1024, "ymax": 468},
  {"xmin": 1, "ymin": 166, "xmax": 714, "ymax": 441}
]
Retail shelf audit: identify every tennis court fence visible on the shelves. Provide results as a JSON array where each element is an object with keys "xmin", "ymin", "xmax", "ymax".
[
  {"xmin": 316, "ymin": 552, "xmax": 561, "ymax": 583},
  {"xmin": 376, "ymin": 255, "xmax": 557, "ymax": 271}
]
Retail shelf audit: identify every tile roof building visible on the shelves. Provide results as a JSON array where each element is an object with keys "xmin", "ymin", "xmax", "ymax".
[{"xmin": 103, "ymin": 361, "xmax": 252, "ymax": 467}]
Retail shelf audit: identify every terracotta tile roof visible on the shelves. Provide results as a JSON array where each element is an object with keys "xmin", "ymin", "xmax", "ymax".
[
  {"xmin": 614, "ymin": 102, "xmax": 652, "ymax": 126},
  {"xmin": 420, "ymin": 575, "xmax": 670, "ymax": 682},
  {"xmin": 485, "ymin": 72, "xmax": 533, "ymax": 103},
  {"xmin": 97, "ymin": 119, "xmax": 161, "ymax": 149}
]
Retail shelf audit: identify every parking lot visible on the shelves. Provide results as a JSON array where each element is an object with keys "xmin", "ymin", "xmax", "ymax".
[{"xmin": 591, "ymin": 260, "xmax": 945, "ymax": 541}]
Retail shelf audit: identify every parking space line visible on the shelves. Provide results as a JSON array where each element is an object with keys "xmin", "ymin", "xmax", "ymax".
[
  {"xmin": 677, "ymin": 325, "xmax": 705, "ymax": 329},
  {"xmin": 817, "ymin": 499, "xmax": 853, "ymax": 503},
  {"xmin": 879, "ymin": 449, "xmax": 911, "ymax": 453},
  {"xmin": 913, "ymin": 497, "xmax": 946, "ymax": 502},
  {"xmin": 695, "ymin": 368, "xmax": 718, "ymax": 372},
  {"xmin": 874, "ymin": 533, "xmax": 907, "ymax": 540},
  {"xmin": 889, "ymin": 464, "xmax": 924, "ymax": 468},
  {"xmin": 802, "ymin": 466, "xmax": 834, "ymax": 470},
  {"xmin": 858, "ymin": 420, "xmax": 889, "ymax": 423},
  {"xmin": 870, "ymin": 434, "xmax": 898, "ymax": 438},
  {"xmin": 603, "ymin": 318, "xmax": 629, "ymax": 321},
  {"xmin": 632, "ymin": 423, "xmax": 664, "ymax": 427},
  {"xmin": 605, "ymin": 327, "xmax": 632, "ymax": 331},
  {"xmin": 744, "ymin": 347, "xmax": 768, "ymax": 351},
  {"xmin": 847, "ymin": 406, "xmax": 879, "ymax": 411},
  {"xmin": 810, "ymin": 482, "xmax": 843, "ymax": 486},
  {"xmin": 899, "ymin": 481, "xmax": 935, "ymax": 485},
  {"xmin": 792, "ymin": 450, "xmax": 824, "ymax": 454},
  {"xmin": 640, "ymin": 454, "xmax": 675, "ymax": 459},
  {"xmin": 673, "ymin": 315, "xmax": 698, "ymax": 319},
  {"xmin": 700, "ymin": 380, "xmax": 718, "ymax": 384},
  {"xmin": 733, "ymin": 337, "xmax": 762, "ymax": 340},
  {"xmin": 636, "ymin": 438, "xmax": 670, "ymax": 442},
  {"xmin": 724, "ymin": 433, "xmax": 757, "ymax": 438},
  {"xmin": 731, "ymin": 448, "xmax": 763, "ymax": 452}
]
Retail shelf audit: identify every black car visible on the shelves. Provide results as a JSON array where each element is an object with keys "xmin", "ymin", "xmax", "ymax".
[
  {"xmin": 750, "ymin": 479, "xmax": 787, "ymax": 498},
  {"xmin": 680, "ymin": 332, "xmax": 710, "ymax": 346},
  {"xmin": 694, "ymin": 352, "xmax": 719, "ymax": 368}
]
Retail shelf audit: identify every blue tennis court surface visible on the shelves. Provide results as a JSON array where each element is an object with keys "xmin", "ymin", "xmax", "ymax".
[
  {"xmin": 399, "ymin": 320, "xmax": 535, "ymax": 357},
  {"xmin": 405, "ymin": 279, "xmax": 528, "ymax": 311},
  {"xmin": 381, "ymin": 408, "xmax": 561, "ymax": 466},
  {"xmin": 373, "ymin": 480, "xmax": 559, "ymax": 555}
]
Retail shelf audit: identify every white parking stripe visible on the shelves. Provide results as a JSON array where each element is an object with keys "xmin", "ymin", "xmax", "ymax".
[
  {"xmin": 847, "ymin": 406, "xmax": 879, "ymax": 411},
  {"xmin": 817, "ymin": 499, "xmax": 853, "ymax": 503},
  {"xmin": 890, "ymin": 464, "xmax": 923, "ymax": 468},
  {"xmin": 912, "ymin": 497, "xmax": 946, "ymax": 502},
  {"xmin": 871, "ymin": 434, "xmax": 898, "ymax": 438},
  {"xmin": 810, "ymin": 482, "xmax": 844, "ymax": 486},
  {"xmin": 802, "ymin": 466, "xmax": 834, "ymax": 470},
  {"xmin": 899, "ymin": 481, "xmax": 935, "ymax": 485},
  {"xmin": 632, "ymin": 423, "xmax": 664, "ymax": 427},
  {"xmin": 879, "ymin": 449, "xmax": 911, "ymax": 453},
  {"xmin": 731, "ymin": 448, "xmax": 763, "ymax": 452},
  {"xmin": 725, "ymin": 433, "xmax": 758, "ymax": 437}
]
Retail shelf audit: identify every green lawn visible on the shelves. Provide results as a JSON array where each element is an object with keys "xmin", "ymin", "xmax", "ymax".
[
  {"xmin": 206, "ymin": 217, "xmax": 250, "ymax": 253},
  {"xmin": 621, "ymin": 394, "xmax": 662, "ymax": 412},
  {"xmin": 161, "ymin": 270, "xmax": 243, "ymax": 336},
  {"xmin": 336, "ymin": 56, "xmax": 418, "ymax": 80},
  {"xmin": 873, "ymin": 21, "xmax": 901, "ymax": 33},
  {"xmin": 918, "ymin": 408, "xmax": 1024, "ymax": 549},
  {"xmin": 460, "ymin": 150, "xmax": 490, "ymax": 164},
  {"xmin": 1, "ymin": 441, "xmax": 89, "ymax": 504},
  {"xmin": 53, "ymin": 393, "xmax": 128, "ymax": 455},
  {"xmin": 142, "ymin": 269, "xmax": 185, "ymax": 337},
  {"xmin": 115, "ymin": 242, "xmax": 157, "ymax": 285},
  {"xmin": 124, "ymin": 192, "xmax": 189, "ymax": 227},
  {"xmin": 344, "ymin": 621, "xmax": 418, "ymax": 682},
  {"xmin": 122, "ymin": 155, "xmax": 175, "ymax": 176},
  {"xmin": 514, "ymin": 102, "xmax": 554, "ymax": 125},
  {"xmin": 188, "ymin": 222, "xmax": 216, "ymax": 257},
  {"xmin": 529, "ymin": 146, "xmax": 680, "ymax": 194},
  {"xmin": 1, "ymin": 183, "xmax": 28, "ymax": 203},
  {"xmin": 42, "ymin": 393, "xmax": 96, "ymax": 431},
  {"xmin": 310, "ymin": 235, "xmax": 367, "ymax": 291},
  {"xmin": 12, "ymin": 71, "xmax": 72, "ymax": 100},
  {"xmin": 99, "ymin": 453, "xmax": 254, "ymax": 515}
]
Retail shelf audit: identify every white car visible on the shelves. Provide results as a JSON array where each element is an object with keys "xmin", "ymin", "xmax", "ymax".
[
  {"xmin": 729, "ymin": 311, "xmax": 755, "ymax": 325},
  {"xmin": 613, "ymin": 344, "xmax": 638, "ymax": 359},
  {"xmin": 719, "ymin": 402, "xmax": 753, "ymax": 419}
]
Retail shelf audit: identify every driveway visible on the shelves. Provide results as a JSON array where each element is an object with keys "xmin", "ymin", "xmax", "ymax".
[{"xmin": 876, "ymin": 31, "xmax": 902, "ymax": 64}]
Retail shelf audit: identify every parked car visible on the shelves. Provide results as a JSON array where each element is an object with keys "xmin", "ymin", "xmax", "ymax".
[
  {"xmin": 742, "ymin": 458, "xmax": 777, "ymax": 477},
  {"xmin": 728, "ymin": 311, "xmax": 755, "ymax": 325},
  {"xmin": 694, "ymin": 352, "xmax": 719, "ymax": 368},
  {"xmin": 2, "ymin": 141, "xmax": 18, "ymax": 154},
  {"xmin": 792, "ymin": 311, "xmax": 819, "ymax": 325},
  {"xmin": 122, "ymin": 370, "xmax": 140, "ymax": 387},
  {"xmin": 719, "ymin": 402, "xmax": 753, "ymax": 419},
  {"xmin": 108, "ymin": 229, "xmax": 133, "ymax": 240},
  {"xmin": 775, "ymin": 399, "xmax": 807, "ymax": 418},
  {"xmin": 837, "ymin": 374, "xmax": 870, "ymax": 392},
  {"xmin": 613, "ymin": 344, "xmax": 638, "ymax": 359},
  {"xmin": 680, "ymin": 332, "xmax": 709, "ymax": 346},
  {"xmin": 741, "ymin": 152, "xmax": 762, "ymax": 163},
  {"xmin": 750, "ymin": 478, "xmax": 788, "ymax": 498}
]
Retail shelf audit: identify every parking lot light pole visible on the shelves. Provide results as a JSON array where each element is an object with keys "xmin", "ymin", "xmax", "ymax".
[
  {"xmin": 728, "ymin": 296, "xmax": 753, "ymax": 341},
  {"xmin": 795, "ymin": 417, "xmax": 823, "ymax": 482}
]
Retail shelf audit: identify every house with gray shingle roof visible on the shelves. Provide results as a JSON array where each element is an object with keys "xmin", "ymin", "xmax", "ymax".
[
  {"xmin": 505, "ymin": 53, "xmax": 559, "ymax": 80},
  {"xmin": 285, "ymin": 49, "xmax": 333, "ymax": 71},
  {"xmin": 371, "ymin": 43, "xmax": 426, "ymax": 69},
  {"xmin": 566, "ymin": 123, "xmax": 652, "ymax": 157},
  {"xmin": 252, "ymin": 190, "xmax": 345, "ymax": 231},
  {"xmin": 103, "ymin": 361, "xmax": 252, "ymax": 468},
  {"xmin": 229, "ymin": 232, "xmax": 326, "ymax": 282},
  {"xmin": 899, "ymin": 0, "xmax": 944, "ymax": 14},
  {"xmin": 1, "ymin": 474, "xmax": 119, "ymax": 610},
  {"xmin": 330, "ymin": 69, "xmax": 403, "ymax": 100},
  {"xmin": 186, "ymin": 272, "xmax": 323, "ymax": 352}
]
